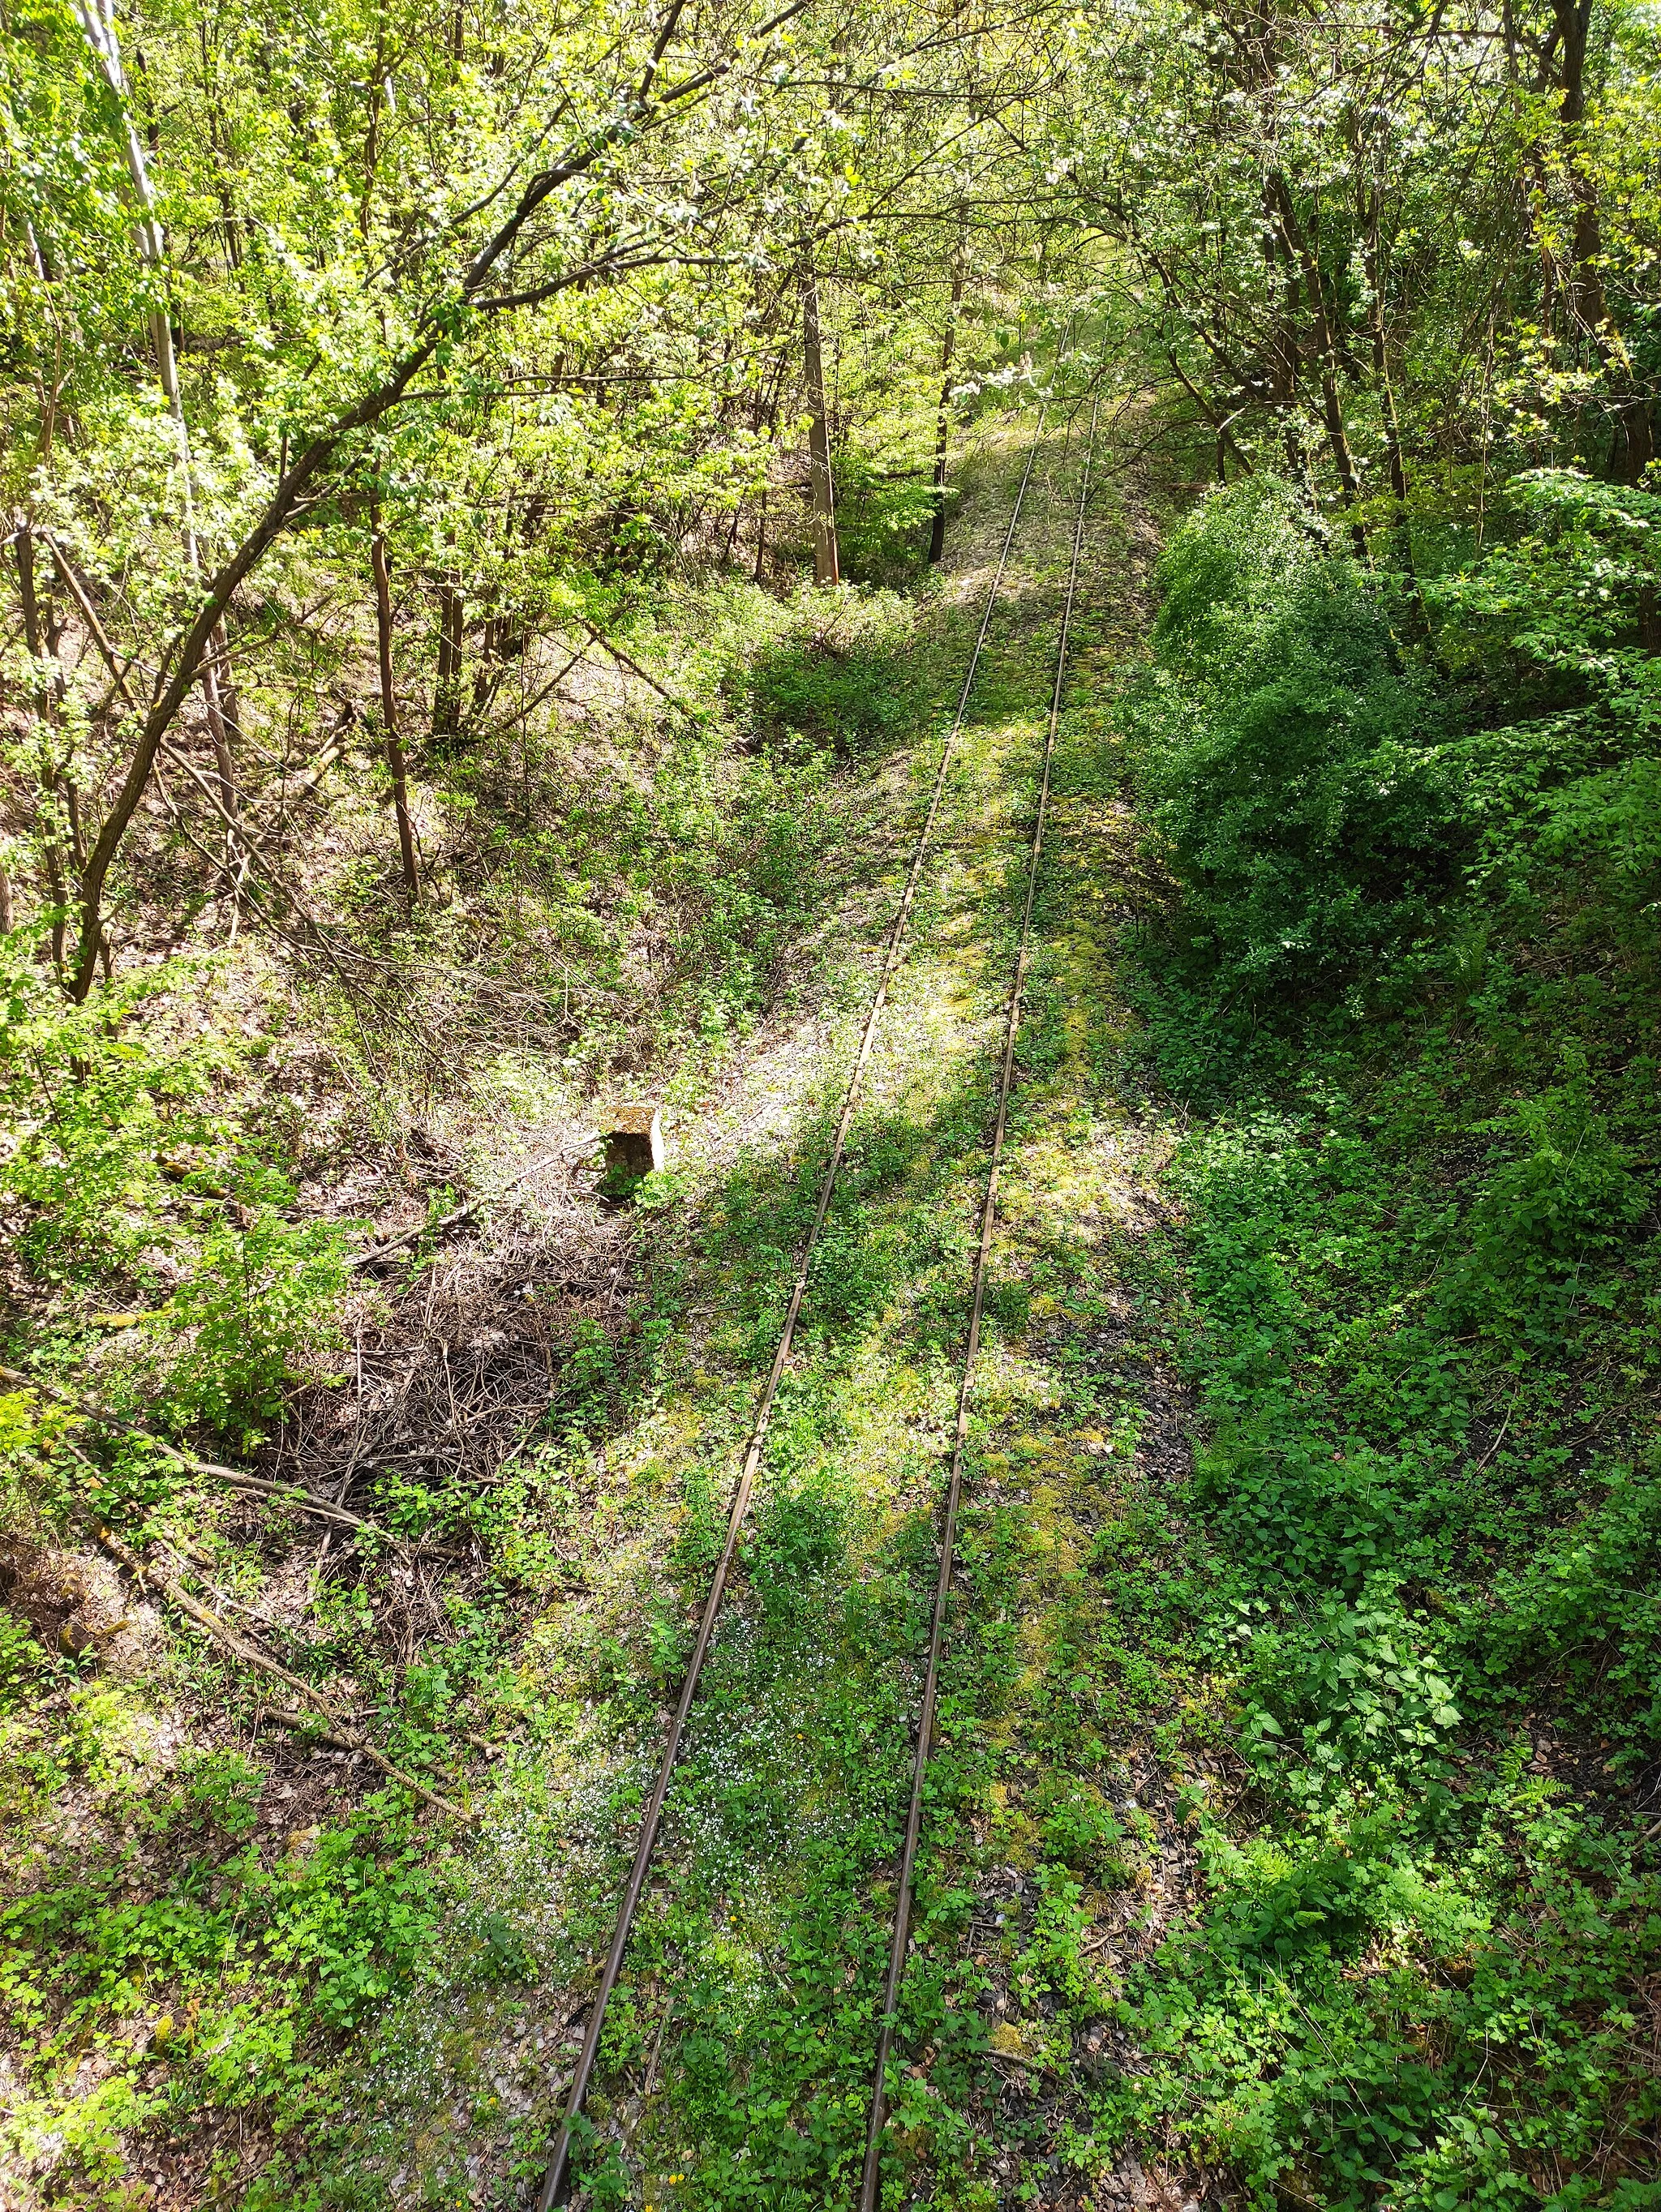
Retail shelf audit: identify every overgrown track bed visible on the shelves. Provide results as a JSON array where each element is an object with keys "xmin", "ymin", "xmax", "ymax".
[
  {"xmin": 486, "ymin": 409, "xmax": 1182, "ymax": 2212},
  {"xmin": 858, "ymin": 398, "xmax": 1100, "ymax": 2210},
  {"xmin": 534, "ymin": 406, "xmax": 1059, "ymax": 2210}
]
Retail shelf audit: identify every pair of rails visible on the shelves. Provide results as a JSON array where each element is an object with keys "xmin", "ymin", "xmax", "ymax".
[{"xmin": 538, "ymin": 388, "xmax": 1102, "ymax": 2211}]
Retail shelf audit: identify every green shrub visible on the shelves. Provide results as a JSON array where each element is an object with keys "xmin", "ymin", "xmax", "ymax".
[
  {"xmin": 1455, "ymin": 1469, "xmax": 1661, "ymax": 1747},
  {"xmin": 0, "ymin": 1611, "xmax": 47, "ymax": 1714},
  {"xmin": 1036, "ymin": 1780, "xmax": 1129, "ymax": 1884},
  {"xmin": 143, "ymin": 1205, "xmax": 352, "ymax": 1438},
  {"xmin": 1436, "ymin": 1077, "xmax": 1649, "ymax": 1335},
  {"xmin": 1128, "ymin": 478, "xmax": 1460, "ymax": 988},
  {"xmin": 746, "ymin": 1481, "xmax": 847, "ymax": 1631},
  {"xmin": 1238, "ymin": 1596, "xmax": 1461, "ymax": 1798},
  {"xmin": 830, "ymin": 450, "xmax": 939, "ymax": 584},
  {"xmin": 1428, "ymin": 472, "xmax": 1661, "ymax": 929},
  {"xmin": 0, "ymin": 951, "xmax": 353, "ymax": 1442}
]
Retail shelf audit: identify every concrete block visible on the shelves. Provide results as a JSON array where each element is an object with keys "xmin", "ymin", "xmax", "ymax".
[{"xmin": 603, "ymin": 1104, "xmax": 663, "ymax": 1185}]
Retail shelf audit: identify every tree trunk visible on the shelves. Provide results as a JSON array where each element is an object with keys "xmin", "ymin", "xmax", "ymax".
[
  {"xmin": 1358, "ymin": 171, "xmax": 1440, "ymax": 649},
  {"xmin": 433, "ymin": 583, "xmax": 464, "ymax": 739},
  {"xmin": 928, "ymin": 245, "xmax": 967, "ymax": 564},
  {"xmin": 1361, "ymin": 181, "xmax": 1407, "ymax": 508},
  {"xmin": 202, "ymin": 628, "xmax": 240, "ymax": 839},
  {"xmin": 1271, "ymin": 174, "xmax": 1367, "ymax": 556},
  {"xmin": 753, "ymin": 486, "xmax": 769, "ymax": 584},
  {"xmin": 800, "ymin": 258, "xmax": 839, "ymax": 588},
  {"xmin": 371, "ymin": 523, "xmax": 420, "ymax": 910}
]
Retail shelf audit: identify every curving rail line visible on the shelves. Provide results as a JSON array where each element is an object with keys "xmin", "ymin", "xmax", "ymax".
[
  {"xmin": 857, "ymin": 393, "xmax": 1101, "ymax": 2212},
  {"xmin": 535, "ymin": 394, "xmax": 1062, "ymax": 2210}
]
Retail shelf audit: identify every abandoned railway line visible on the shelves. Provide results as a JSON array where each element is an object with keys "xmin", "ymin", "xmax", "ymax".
[{"xmin": 528, "ymin": 391, "xmax": 1118, "ymax": 2209}]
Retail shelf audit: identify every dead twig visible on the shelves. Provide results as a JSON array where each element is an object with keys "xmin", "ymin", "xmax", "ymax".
[
  {"xmin": 97, "ymin": 1525, "xmax": 467, "ymax": 1820},
  {"xmin": 348, "ymin": 1132, "xmax": 601, "ymax": 1270},
  {"xmin": 255, "ymin": 1704, "xmax": 364, "ymax": 1754},
  {"xmin": 0, "ymin": 1364, "xmax": 453, "ymax": 1552}
]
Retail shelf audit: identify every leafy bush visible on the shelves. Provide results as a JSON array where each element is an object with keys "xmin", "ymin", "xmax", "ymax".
[
  {"xmin": 746, "ymin": 1481, "xmax": 847, "ymax": 1631},
  {"xmin": 0, "ymin": 1611, "xmax": 47, "ymax": 1715},
  {"xmin": 143, "ymin": 1205, "xmax": 353, "ymax": 1438},
  {"xmin": 0, "ymin": 951, "xmax": 353, "ymax": 1441},
  {"xmin": 1128, "ymin": 478, "xmax": 1460, "ymax": 988},
  {"xmin": 830, "ymin": 450, "xmax": 939, "ymax": 583},
  {"xmin": 1428, "ymin": 472, "xmax": 1661, "ymax": 928},
  {"xmin": 1198, "ymin": 1822, "xmax": 1388, "ymax": 1966},
  {"xmin": 1455, "ymin": 1468, "xmax": 1661, "ymax": 1748},
  {"xmin": 1436, "ymin": 1075, "xmax": 1649, "ymax": 1335}
]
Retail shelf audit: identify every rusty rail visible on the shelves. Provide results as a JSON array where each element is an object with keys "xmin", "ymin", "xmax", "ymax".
[{"xmin": 534, "ymin": 405, "xmax": 1054, "ymax": 2210}]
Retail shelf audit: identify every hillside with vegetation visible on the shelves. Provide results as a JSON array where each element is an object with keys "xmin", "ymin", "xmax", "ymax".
[{"xmin": 1, "ymin": 0, "xmax": 1659, "ymax": 2206}]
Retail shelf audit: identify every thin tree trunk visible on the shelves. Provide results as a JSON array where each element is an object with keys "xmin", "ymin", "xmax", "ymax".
[
  {"xmin": 800, "ymin": 258, "xmax": 839, "ymax": 588},
  {"xmin": 1272, "ymin": 174, "xmax": 1367, "ymax": 556},
  {"xmin": 371, "ymin": 521, "xmax": 420, "ymax": 909},
  {"xmin": 71, "ymin": 0, "xmax": 244, "ymax": 901},
  {"xmin": 1359, "ymin": 174, "xmax": 1439, "ymax": 650},
  {"xmin": 202, "ymin": 630, "xmax": 240, "ymax": 837},
  {"xmin": 360, "ymin": 34, "xmax": 384, "ymax": 236},
  {"xmin": 14, "ymin": 525, "xmax": 69, "ymax": 979},
  {"xmin": 928, "ymin": 246, "xmax": 967, "ymax": 565},
  {"xmin": 433, "ymin": 582, "xmax": 464, "ymax": 739}
]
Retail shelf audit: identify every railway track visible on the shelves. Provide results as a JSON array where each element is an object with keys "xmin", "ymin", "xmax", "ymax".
[
  {"xmin": 534, "ymin": 384, "xmax": 1101, "ymax": 2211},
  {"xmin": 859, "ymin": 392, "xmax": 1100, "ymax": 2208}
]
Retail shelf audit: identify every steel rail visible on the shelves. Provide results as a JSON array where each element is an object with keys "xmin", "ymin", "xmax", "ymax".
[
  {"xmin": 857, "ymin": 393, "xmax": 1101, "ymax": 2212},
  {"xmin": 534, "ymin": 402, "xmax": 1054, "ymax": 2210}
]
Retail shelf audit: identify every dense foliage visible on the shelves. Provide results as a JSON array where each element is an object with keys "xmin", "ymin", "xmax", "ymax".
[{"xmin": 1109, "ymin": 328, "xmax": 1661, "ymax": 2212}]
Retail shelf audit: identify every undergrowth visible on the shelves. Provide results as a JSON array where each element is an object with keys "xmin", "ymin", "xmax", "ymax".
[{"xmin": 1098, "ymin": 477, "xmax": 1661, "ymax": 2210}]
